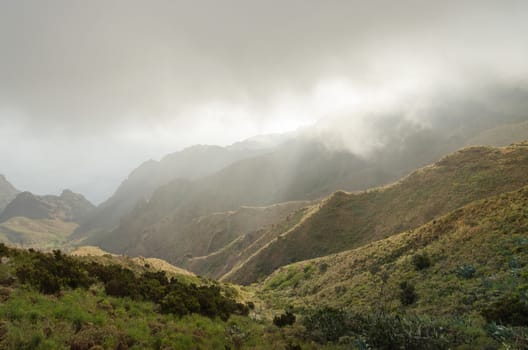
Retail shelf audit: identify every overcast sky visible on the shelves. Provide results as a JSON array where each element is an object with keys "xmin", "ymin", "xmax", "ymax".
[{"xmin": 1, "ymin": 0, "xmax": 528, "ymax": 203}]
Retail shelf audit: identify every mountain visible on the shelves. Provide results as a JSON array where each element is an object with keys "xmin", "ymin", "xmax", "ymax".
[
  {"xmin": 0, "ymin": 189, "xmax": 94, "ymax": 223},
  {"xmin": 259, "ymin": 183, "xmax": 528, "ymax": 322},
  {"xmin": 74, "ymin": 144, "xmax": 276, "ymax": 239},
  {"xmin": 0, "ymin": 189, "xmax": 94, "ymax": 248},
  {"xmin": 225, "ymin": 142, "xmax": 528, "ymax": 284},
  {"xmin": 0, "ymin": 174, "xmax": 19, "ymax": 212},
  {"xmin": 86, "ymin": 140, "xmax": 402, "ymax": 261}
]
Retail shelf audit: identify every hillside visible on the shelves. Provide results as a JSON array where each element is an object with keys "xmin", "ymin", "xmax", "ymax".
[
  {"xmin": 0, "ymin": 245, "xmax": 301, "ymax": 350},
  {"xmin": 226, "ymin": 142, "xmax": 528, "ymax": 284},
  {"xmin": 182, "ymin": 203, "xmax": 318, "ymax": 279},
  {"xmin": 258, "ymin": 184, "xmax": 528, "ymax": 322},
  {"xmin": 70, "ymin": 245, "xmax": 196, "ymax": 279},
  {"xmin": 0, "ymin": 175, "xmax": 19, "ymax": 212}
]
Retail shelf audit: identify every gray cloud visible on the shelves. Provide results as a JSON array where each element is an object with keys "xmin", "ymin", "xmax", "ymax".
[{"xmin": 1, "ymin": 0, "xmax": 528, "ymax": 202}]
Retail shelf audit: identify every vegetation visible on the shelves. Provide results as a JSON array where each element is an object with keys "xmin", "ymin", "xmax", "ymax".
[
  {"xmin": 259, "ymin": 184, "xmax": 528, "ymax": 348},
  {"xmin": 0, "ymin": 244, "xmax": 319, "ymax": 349}
]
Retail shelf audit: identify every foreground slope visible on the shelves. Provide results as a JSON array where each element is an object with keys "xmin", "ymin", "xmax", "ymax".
[
  {"xmin": 259, "ymin": 184, "xmax": 528, "ymax": 321},
  {"xmin": 227, "ymin": 142, "xmax": 528, "ymax": 284},
  {"xmin": 0, "ymin": 245, "xmax": 313, "ymax": 350}
]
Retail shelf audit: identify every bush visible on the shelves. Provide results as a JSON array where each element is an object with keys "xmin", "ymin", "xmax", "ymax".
[
  {"xmin": 482, "ymin": 295, "xmax": 528, "ymax": 326},
  {"xmin": 319, "ymin": 263, "xmax": 329, "ymax": 273},
  {"xmin": 302, "ymin": 307, "xmax": 349, "ymax": 342},
  {"xmin": 412, "ymin": 253, "xmax": 431, "ymax": 270},
  {"xmin": 457, "ymin": 264, "xmax": 476, "ymax": 279},
  {"xmin": 273, "ymin": 310, "xmax": 296, "ymax": 328},
  {"xmin": 399, "ymin": 281, "xmax": 417, "ymax": 306},
  {"xmin": 302, "ymin": 307, "xmax": 448, "ymax": 349}
]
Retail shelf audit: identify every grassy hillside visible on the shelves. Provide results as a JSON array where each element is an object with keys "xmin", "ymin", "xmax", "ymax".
[
  {"xmin": 0, "ymin": 245, "xmax": 332, "ymax": 350},
  {"xmin": 70, "ymin": 246, "xmax": 197, "ymax": 281},
  {"xmin": 255, "ymin": 185, "xmax": 528, "ymax": 348},
  {"xmin": 227, "ymin": 142, "xmax": 528, "ymax": 284},
  {"xmin": 259, "ymin": 184, "xmax": 528, "ymax": 311}
]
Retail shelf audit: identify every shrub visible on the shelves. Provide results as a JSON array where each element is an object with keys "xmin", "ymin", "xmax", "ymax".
[
  {"xmin": 457, "ymin": 264, "xmax": 476, "ymax": 279},
  {"xmin": 302, "ymin": 307, "xmax": 448, "ymax": 348},
  {"xmin": 319, "ymin": 263, "xmax": 329, "ymax": 273},
  {"xmin": 399, "ymin": 281, "xmax": 417, "ymax": 306},
  {"xmin": 302, "ymin": 307, "xmax": 350, "ymax": 342},
  {"xmin": 482, "ymin": 295, "xmax": 528, "ymax": 326},
  {"xmin": 412, "ymin": 253, "xmax": 431, "ymax": 270},
  {"xmin": 273, "ymin": 310, "xmax": 296, "ymax": 328},
  {"xmin": 11, "ymin": 248, "xmax": 248, "ymax": 320}
]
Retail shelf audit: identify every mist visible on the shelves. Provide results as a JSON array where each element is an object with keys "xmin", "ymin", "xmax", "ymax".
[{"xmin": 1, "ymin": 0, "xmax": 528, "ymax": 203}]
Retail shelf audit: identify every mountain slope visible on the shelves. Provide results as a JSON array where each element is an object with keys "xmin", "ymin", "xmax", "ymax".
[
  {"xmin": 226, "ymin": 142, "xmax": 528, "ymax": 284},
  {"xmin": 181, "ymin": 202, "xmax": 317, "ymax": 279},
  {"xmin": 259, "ymin": 184, "xmax": 528, "ymax": 321},
  {"xmin": 74, "ymin": 145, "xmax": 271, "ymax": 238},
  {"xmin": 0, "ymin": 174, "xmax": 19, "ymax": 212}
]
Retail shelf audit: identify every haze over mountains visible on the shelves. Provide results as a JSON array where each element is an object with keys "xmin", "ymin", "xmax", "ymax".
[{"xmin": 63, "ymin": 115, "xmax": 527, "ymax": 265}]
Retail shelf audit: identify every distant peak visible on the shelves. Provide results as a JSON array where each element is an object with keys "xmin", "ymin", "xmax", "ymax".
[{"xmin": 60, "ymin": 189, "xmax": 75, "ymax": 196}]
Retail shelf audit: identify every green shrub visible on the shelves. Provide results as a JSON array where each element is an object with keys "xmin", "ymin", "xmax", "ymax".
[
  {"xmin": 302, "ymin": 307, "xmax": 448, "ymax": 349},
  {"xmin": 302, "ymin": 307, "xmax": 350, "ymax": 342},
  {"xmin": 399, "ymin": 281, "xmax": 417, "ymax": 306},
  {"xmin": 482, "ymin": 295, "xmax": 528, "ymax": 326},
  {"xmin": 456, "ymin": 264, "xmax": 476, "ymax": 279},
  {"xmin": 273, "ymin": 310, "xmax": 296, "ymax": 328},
  {"xmin": 319, "ymin": 263, "xmax": 329, "ymax": 273},
  {"xmin": 412, "ymin": 253, "xmax": 431, "ymax": 270}
]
